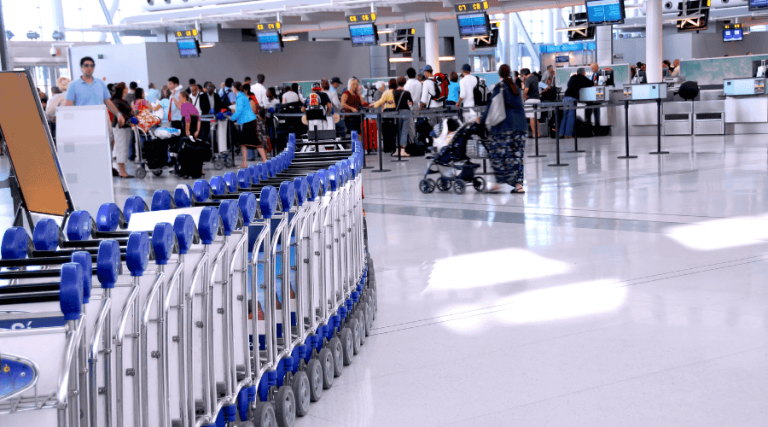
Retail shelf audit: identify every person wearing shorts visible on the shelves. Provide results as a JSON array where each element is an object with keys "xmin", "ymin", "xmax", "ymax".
[{"xmin": 521, "ymin": 68, "xmax": 541, "ymax": 138}]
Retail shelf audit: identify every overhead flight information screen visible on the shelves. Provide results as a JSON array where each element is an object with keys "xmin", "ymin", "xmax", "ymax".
[
  {"xmin": 457, "ymin": 13, "xmax": 489, "ymax": 37},
  {"xmin": 586, "ymin": 0, "xmax": 625, "ymax": 25}
]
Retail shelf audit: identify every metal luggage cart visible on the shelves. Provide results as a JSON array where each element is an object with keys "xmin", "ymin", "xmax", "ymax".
[{"xmin": 132, "ymin": 127, "xmax": 179, "ymax": 179}]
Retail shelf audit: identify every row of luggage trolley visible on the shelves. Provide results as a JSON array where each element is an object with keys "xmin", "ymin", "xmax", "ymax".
[{"xmin": 0, "ymin": 132, "xmax": 376, "ymax": 427}]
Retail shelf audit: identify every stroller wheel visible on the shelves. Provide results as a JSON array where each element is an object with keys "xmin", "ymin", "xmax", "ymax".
[
  {"xmin": 225, "ymin": 156, "xmax": 235, "ymax": 168},
  {"xmin": 436, "ymin": 177, "xmax": 452, "ymax": 192},
  {"xmin": 419, "ymin": 179, "xmax": 436, "ymax": 194},
  {"xmin": 454, "ymin": 180, "xmax": 466, "ymax": 195},
  {"xmin": 472, "ymin": 177, "xmax": 486, "ymax": 192},
  {"xmin": 135, "ymin": 168, "xmax": 147, "ymax": 179},
  {"xmin": 152, "ymin": 170, "xmax": 163, "ymax": 177},
  {"xmin": 214, "ymin": 159, "xmax": 225, "ymax": 170}
]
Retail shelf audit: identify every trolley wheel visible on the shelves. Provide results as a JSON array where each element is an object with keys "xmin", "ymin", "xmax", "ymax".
[
  {"xmin": 304, "ymin": 359, "xmax": 323, "ymax": 402},
  {"xmin": 251, "ymin": 402, "xmax": 277, "ymax": 427},
  {"xmin": 274, "ymin": 386, "xmax": 296, "ymax": 427},
  {"xmin": 329, "ymin": 337, "xmax": 344, "ymax": 377},
  {"xmin": 225, "ymin": 156, "xmax": 235, "ymax": 168},
  {"xmin": 365, "ymin": 302, "xmax": 373, "ymax": 336},
  {"xmin": 356, "ymin": 304, "xmax": 367, "ymax": 346},
  {"xmin": 340, "ymin": 328, "xmax": 354, "ymax": 366},
  {"xmin": 436, "ymin": 177, "xmax": 452, "ymax": 192},
  {"xmin": 349, "ymin": 318, "xmax": 362, "ymax": 355},
  {"xmin": 152, "ymin": 169, "xmax": 163, "ymax": 177},
  {"xmin": 135, "ymin": 168, "xmax": 147, "ymax": 179},
  {"xmin": 419, "ymin": 179, "xmax": 436, "ymax": 194},
  {"xmin": 214, "ymin": 159, "xmax": 225, "ymax": 170},
  {"xmin": 472, "ymin": 177, "xmax": 486, "ymax": 192},
  {"xmin": 318, "ymin": 348, "xmax": 334, "ymax": 390},
  {"xmin": 454, "ymin": 180, "xmax": 466, "ymax": 194},
  {"xmin": 291, "ymin": 370, "xmax": 310, "ymax": 417}
]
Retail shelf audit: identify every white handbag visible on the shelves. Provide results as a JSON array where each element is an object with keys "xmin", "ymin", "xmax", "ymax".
[{"xmin": 485, "ymin": 88, "xmax": 506, "ymax": 128}]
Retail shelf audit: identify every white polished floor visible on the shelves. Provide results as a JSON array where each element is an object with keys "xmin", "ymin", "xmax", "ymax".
[{"xmin": 3, "ymin": 132, "xmax": 768, "ymax": 426}]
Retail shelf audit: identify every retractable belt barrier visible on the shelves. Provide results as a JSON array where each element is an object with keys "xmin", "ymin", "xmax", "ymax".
[{"xmin": 0, "ymin": 132, "xmax": 376, "ymax": 427}]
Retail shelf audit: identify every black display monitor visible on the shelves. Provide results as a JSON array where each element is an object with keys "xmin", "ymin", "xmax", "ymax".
[
  {"xmin": 457, "ymin": 12, "xmax": 490, "ymax": 38},
  {"xmin": 677, "ymin": 1, "xmax": 709, "ymax": 32},
  {"xmin": 258, "ymin": 31, "xmax": 283, "ymax": 53},
  {"xmin": 474, "ymin": 27, "xmax": 499, "ymax": 48},
  {"xmin": 749, "ymin": 0, "xmax": 768, "ymax": 11},
  {"xmin": 723, "ymin": 28, "xmax": 743, "ymax": 42},
  {"xmin": 176, "ymin": 37, "xmax": 200, "ymax": 58},
  {"xmin": 349, "ymin": 23, "xmax": 379, "ymax": 46},
  {"xmin": 586, "ymin": 0, "xmax": 626, "ymax": 25}
]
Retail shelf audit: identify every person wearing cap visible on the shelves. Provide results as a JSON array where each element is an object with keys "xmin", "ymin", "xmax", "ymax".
[
  {"xmin": 419, "ymin": 65, "xmax": 443, "ymax": 110},
  {"xmin": 323, "ymin": 78, "xmax": 343, "ymax": 112},
  {"xmin": 458, "ymin": 63, "xmax": 479, "ymax": 122},
  {"xmin": 329, "ymin": 77, "xmax": 343, "ymax": 107}
]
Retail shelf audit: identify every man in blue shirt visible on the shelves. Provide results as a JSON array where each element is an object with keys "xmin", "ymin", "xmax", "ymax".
[
  {"xmin": 65, "ymin": 56, "xmax": 124, "ymax": 126},
  {"xmin": 145, "ymin": 83, "xmax": 160, "ymax": 104},
  {"xmin": 166, "ymin": 76, "xmax": 184, "ymax": 130}
]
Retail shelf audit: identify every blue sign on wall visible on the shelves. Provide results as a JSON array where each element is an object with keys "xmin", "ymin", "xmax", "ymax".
[{"xmin": 540, "ymin": 43, "xmax": 596, "ymax": 53}]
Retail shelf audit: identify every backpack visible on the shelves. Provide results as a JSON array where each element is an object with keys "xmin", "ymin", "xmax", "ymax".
[
  {"xmin": 473, "ymin": 78, "xmax": 491, "ymax": 106},
  {"xmin": 220, "ymin": 88, "xmax": 232, "ymax": 107},
  {"xmin": 431, "ymin": 73, "xmax": 449, "ymax": 102}
]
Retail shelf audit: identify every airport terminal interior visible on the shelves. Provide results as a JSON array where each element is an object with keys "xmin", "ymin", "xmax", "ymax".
[{"xmin": 2, "ymin": 0, "xmax": 768, "ymax": 426}]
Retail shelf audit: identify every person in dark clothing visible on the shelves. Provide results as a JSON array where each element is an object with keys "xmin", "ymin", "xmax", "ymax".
[
  {"xmin": 559, "ymin": 68, "xmax": 594, "ymax": 138},
  {"xmin": 393, "ymin": 76, "xmax": 413, "ymax": 156}
]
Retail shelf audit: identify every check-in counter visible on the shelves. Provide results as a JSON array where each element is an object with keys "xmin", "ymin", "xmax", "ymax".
[
  {"xmin": 723, "ymin": 78, "xmax": 767, "ymax": 130},
  {"xmin": 576, "ymin": 86, "xmax": 612, "ymax": 125}
]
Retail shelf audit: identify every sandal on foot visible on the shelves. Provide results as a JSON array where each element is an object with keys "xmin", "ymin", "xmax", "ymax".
[{"xmin": 510, "ymin": 188, "xmax": 525, "ymax": 194}]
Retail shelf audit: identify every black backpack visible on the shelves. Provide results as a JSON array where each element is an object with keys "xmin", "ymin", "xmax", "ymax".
[
  {"xmin": 473, "ymin": 77, "xmax": 491, "ymax": 106},
  {"xmin": 220, "ymin": 88, "xmax": 232, "ymax": 107}
]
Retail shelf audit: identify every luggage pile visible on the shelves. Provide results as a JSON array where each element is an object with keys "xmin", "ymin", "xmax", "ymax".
[{"xmin": 0, "ymin": 133, "xmax": 376, "ymax": 427}]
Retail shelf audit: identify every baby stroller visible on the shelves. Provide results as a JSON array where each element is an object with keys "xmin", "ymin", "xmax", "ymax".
[{"xmin": 418, "ymin": 120, "xmax": 487, "ymax": 194}]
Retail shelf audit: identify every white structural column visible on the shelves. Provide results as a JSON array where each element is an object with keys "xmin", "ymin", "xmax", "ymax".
[
  {"xmin": 509, "ymin": 14, "xmax": 518, "ymax": 72},
  {"xmin": 425, "ymin": 20, "xmax": 440, "ymax": 73},
  {"xmin": 51, "ymin": 0, "xmax": 65, "ymax": 39},
  {"xmin": 499, "ymin": 13, "xmax": 510, "ymax": 65},
  {"xmin": 555, "ymin": 8, "xmax": 564, "ymax": 45},
  {"xmin": 646, "ymin": 0, "xmax": 663, "ymax": 82},
  {"xmin": 596, "ymin": 25, "xmax": 612, "ymax": 65},
  {"xmin": 545, "ymin": 8, "xmax": 554, "ymax": 45}
]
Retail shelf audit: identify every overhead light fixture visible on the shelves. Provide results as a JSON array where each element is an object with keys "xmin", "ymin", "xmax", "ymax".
[
  {"xmin": 556, "ymin": 26, "xmax": 588, "ymax": 32},
  {"xmin": 438, "ymin": 56, "xmax": 455, "ymax": 61},
  {"xmin": 282, "ymin": 35, "xmax": 299, "ymax": 41},
  {"xmin": 200, "ymin": 43, "xmax": 215, "ymax": 48},
  {"xmin": 389, "ymin": 57, "xmax": 413, "ymax": 63},
  {"xmin": 377, "ymin": 28, "xmax": 394, "ymax": 34},
  {"xmin": 380, "ymin": 41, "xmax": 406, "ymax": 48},
  {"xmin": 489, "ymin": 19, "xmax": 503, "ymax": 24},
  {"xmin": 665, "ymin": 14, "xmax": 704, "ymax": 23}
]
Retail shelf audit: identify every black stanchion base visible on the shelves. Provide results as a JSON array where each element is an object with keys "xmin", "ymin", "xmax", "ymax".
[
  {"xmin": 371, "ymin": 169, "xmax": 392, "ymax": 173},
  {"xmin": 528, "ymin": 154, "xmax": 547, "ymax": 158},
  {"xmin": 362, "ymin": 166, "xmax": 375, "ymax": 169},
  {"xmin": 617, "ymin": 155, "xmax": 638, "ymax": 159},
  {"xmin": 548, "ymin": 163, "xmax": 569, "ymax": 167},
  {"xmin": 649, "ymin": 151, "xmax": 670, "ymax": 155},
  {"xmin": 567, "ymin": 150, "xmax": 586, "ymax": 153},
  {"xmin": 391, "ymin": 159, "xmax": 409, "ymax": 162}
]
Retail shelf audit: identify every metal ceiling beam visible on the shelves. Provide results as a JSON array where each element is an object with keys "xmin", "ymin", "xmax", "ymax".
[{"xmin": 511, "ymin": 12, "xmax": 538, "ymax": 71}]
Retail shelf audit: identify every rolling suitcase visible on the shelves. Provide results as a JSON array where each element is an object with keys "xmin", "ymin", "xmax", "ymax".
[{"xmin": 363, "ymin": 118, "xmax": 378, "ymax": 151}]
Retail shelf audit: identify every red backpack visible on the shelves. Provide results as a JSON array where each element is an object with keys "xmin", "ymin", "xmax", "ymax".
[{"xmin": 431, "ymin": 73, "xmax": 449, "ymax": 102}]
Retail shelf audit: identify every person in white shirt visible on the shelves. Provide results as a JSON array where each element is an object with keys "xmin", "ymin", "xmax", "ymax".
[
  {"xmin": 189, "ymin": 83, "xmax": 203, "ymax": 116},
  {"xmin": 457, "ymin": 63, "xmax": 478, "ymax": 122},
  {"xmin": 281, "ymin": 86, "xmax": 301, "ymax": 104},
  {"xmin": 265, "ymin": 88, "xmax": 280, "ymax": 109},
  {"xmin": 403, "ymin": 67, "xmax": 422, "ymax": 142},
  {"xmin": 322, "ymin": 78, "xmax": 342, "ymax": 112},
  {"xmin": 328, "ymin": 77, "xmax": 343, "ymax": 111},
  {"xmin": 670, "ymin": 59, "xmax": 681, "ymax": 77},
  {"xmin": 253, "ymin": 74, "xmax": 268, "ymax": 107},
  {"xmin": 419, "ymin": 65, "xmax": 443, "ymax": 110}
]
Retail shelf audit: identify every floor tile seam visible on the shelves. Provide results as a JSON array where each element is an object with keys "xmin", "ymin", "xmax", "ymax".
[
  {"xmin": 371, "ymin": 254, "xmax": 768, "ymax": 333},
  {"xmin": 363, "ymin": 196, "xmax": 728, "ymax": 221},
  {"xmin": 435, "ymin": 344, "xmax": 768, "ymax": 427},
  {"xmin": 305, "ymin": 413, "xmax": 352, "ymax": 426}
]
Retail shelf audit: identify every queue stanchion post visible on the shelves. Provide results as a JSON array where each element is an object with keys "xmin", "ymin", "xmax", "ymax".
[
  {"xmin": 529, "ymin": 103, "xmax": 546, "ymax": 158},
  {"xmin": 372, "ymin": 112, "xmax": 391, "ymax": 173},
  {"xmin": 568, "ymin": 104, "xmax": 586, "ymax": 153},
  {"xmin": 649, "ymin": 98, "xmax": 669, "ymax": 155},
  {"xmin": 618, "ymin": 99, "xmax": 638, "ymax": 159},
  {"xmin": 548, "ymin": 104, "xmax": 568, "ymax": 167}
]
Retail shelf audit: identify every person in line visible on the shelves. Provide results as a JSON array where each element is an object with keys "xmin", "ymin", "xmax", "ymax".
[
  {"xmin": 322, "ymin": 78, "xmax": 342, "ymax": 113},
  {"xmin": 202, "ymin": 82, "xmax": 224, "ymax": 115},
  {"xmin": 521, "ymin": 68, "xmax": 540, "ymax": 138},
  {"xmin": 125, "ymin": 81, "xmax": 138, "ymax": 104},
  {"xmin": 46, "ymin": 76, "xmax": 70, "ymax": 128},
  {"xmin": 242, "ymin": 83, "xmax": 260, "ymax": 161},
  {"xmin": 417, "ymin": 73, "xmax": 425, "ymax": 84},
  {"xmin": 445, "ymin": 72, "xmax": 460, "ymax": 107},
  {"xmin": 458, "ymin": 63, "xmax": 478, "ymax": 122},
  {"xmin": 341, "ymin": 78, "xmax": 364, "ymax": 135},
  {"xmin": 282, "ymin": 85, "xmax": 301, "ymax": 104},
  {"xmin": 479, "ymin": 64, "xmax": 527, "ymax": 194},
  {"xmin": 110, "ymin": 83, "xmax": 134, "ymax": 178},
  {"xmin": 370, "ymin": 78, "xmax": 398, "ymax": 152},
  {"xmin": 188, "ymin": 83, "xmax": 203, "ymax": 116},
  {"xmin": 419, "ymin": 65, "xmax": 443, "ymax": 110},
  {"xmin": 394, "ymin": 76, "xmax": 414, "ymax": 157},
  {"xmin": 329, "ymin": 77, "xmax": 343, "ymax": 109},
  {"xmin": 146, "ymin": 83, "xmax": 159, "ymax": 104},
  {"xmin": 185, "ymin": 78, "xmax": 196, "ymax": 94},
  {"xmin": 219, "ymin": 78, "xmax": 236, "ymax": 107},
  {"xmin": 404, "ymin": 68, "xmax": 421, "ymax": 143},
  {"xmin": 166, "ymin": 76, "xmax": 185, "ymax": 131},
  {"xmin": 559, "ymin": 67, "xmax": 593, "ymax": 138},
  {"xmin": 179, "ymin": 91, "xmax": 201, "ymax": 140},
  {"xmin": 231, "ymin": 81, "xmax": 267, "ymax": 167},
  {"xmin": 252, "ymin": 74, "xmax": 268, "ymax": 107},
  {"xmin": 131, "ymin": 87, "xmax": 163, "ymax": 123},
  {"xmin": 514, "ymin": 71, "xmax": 523, "ymax": 89},
  {"xmin": 243, "ymin": 76, "xmax": 252, "ymax": 86},
  {"xmin": 265, "ymin": 88, "xmax": 280, "ymax": 110},
  {"xmin": 291, "ymin": 83, "xmax": 304, "ymax": 103},
  {"xmin": 64, "ymin": 57, "xmax": 124, "ymax": 124}
]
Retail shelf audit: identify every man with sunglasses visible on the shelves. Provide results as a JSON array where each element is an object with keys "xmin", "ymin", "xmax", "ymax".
[{"xmin": 64, "ymin": 56, "xmax": 124, "ymax": 126}]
